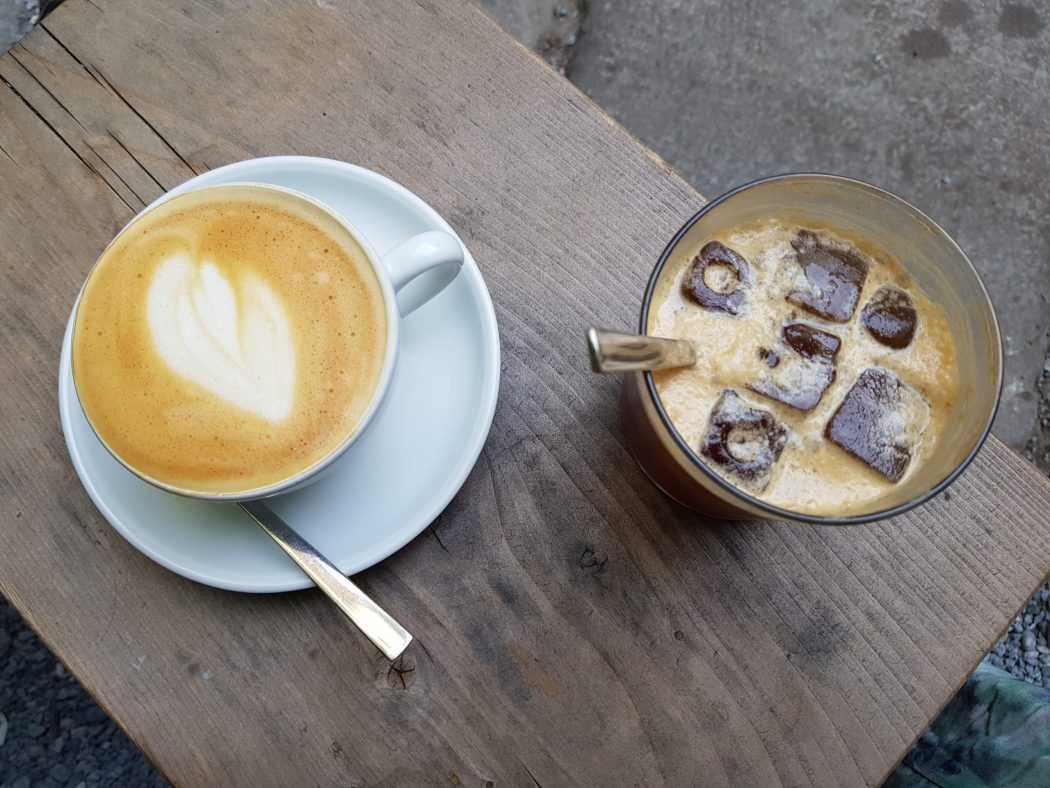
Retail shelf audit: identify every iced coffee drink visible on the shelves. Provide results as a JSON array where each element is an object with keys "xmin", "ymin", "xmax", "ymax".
[{"xmin": 648, "ymin": 220, "xmax": 958, "ymax": 515}]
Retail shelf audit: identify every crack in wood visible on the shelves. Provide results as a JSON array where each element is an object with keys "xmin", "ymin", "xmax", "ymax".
[
  {"xmin": 0, "ymin": 141, "xmax": 17, "ymax": 167},
  {"xmin": 108, "ymin": 129, "xmax": 166, "ymax": 191},
  {"xmin": 84, "ymin": 139, "xmax": 147, "ymax": 207},
  {"xmin": 97, "ymin": 568, "xmax": 124, "ymax": 643},
  {"xmin": 8, "ymin": 48, "xmax": 88, "ymax": 131},
  {"xmin": 92, "ymin": 68, "xmax": 199, "ymax": 176},
  {"xmin": 57, "ymin": 499, "xmax": 102, "ymax": 548},
  {"xmin": 428, "ymin": 524, "xmax": 451, "ymax": 554},
  {"xmin": 517, "ymin": 759, "xmax": 543, "ymax": 788},
  {"xmin": 37, "ymin": 23, "xmax": 109, "ymax": 94},
  {"xmin": 416, "ymin": 639, "xmax": 433, "ymax": 661},
  {"xmin": 0, "ymin": 72, "xmax": 135, "ymax": 212},
  {"xmin": 38, "ymin": 23, "xmax": 91, "ymax": 76}
]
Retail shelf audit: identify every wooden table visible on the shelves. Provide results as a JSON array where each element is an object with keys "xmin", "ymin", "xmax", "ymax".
[{"xmin": 1, "ymin": 1, "xmax": 1048, "ymax": 785}]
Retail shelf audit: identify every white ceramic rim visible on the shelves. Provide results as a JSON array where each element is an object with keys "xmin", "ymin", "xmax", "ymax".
[
  {"xmin": 69, "ymin": 181, "xmax": 404, "ymax": 501},
  {"xmin": 58, "ymin": 156, "xmax": 502, "ymax": 591}
]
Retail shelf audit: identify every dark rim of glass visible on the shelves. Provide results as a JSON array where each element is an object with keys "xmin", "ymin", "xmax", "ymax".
[{"xmin": 639, "ymin": 172, "xmax": 1003, "ymax": 525}]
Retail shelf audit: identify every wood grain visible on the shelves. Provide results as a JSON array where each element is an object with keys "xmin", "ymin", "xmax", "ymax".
[{"xmin": 1, "ymin": 1, "xmax": 1048, "ymax": 785}]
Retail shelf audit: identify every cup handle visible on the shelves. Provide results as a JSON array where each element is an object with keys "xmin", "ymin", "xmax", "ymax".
[{"xmin": 380, "ymin": 230, "xmax": 464, "ymax": 317}]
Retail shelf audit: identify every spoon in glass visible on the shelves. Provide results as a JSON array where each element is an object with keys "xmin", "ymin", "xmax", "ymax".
[{"xmin": 587, "ymin": 328, "xmax": 696, "ymax": 373}]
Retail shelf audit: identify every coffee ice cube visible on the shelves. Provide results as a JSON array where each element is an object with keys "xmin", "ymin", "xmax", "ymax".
[
  {"xmin": 861, "ymin": 286, "xmax": 917, "ymax": 349},
  {"xmin": 701, "ymin": 389, "xmax": 788, "ymax": 492},
  {"xmin": 825, "ymin": 367, "xmax": 929, "ymax": 482},
  {"xmin": 681, "ymin": 241, "xmax": 753, "ymax": 315},
  {"xmin": 787, "ymin": 230, "xmax": 869, "ymax": 322},
  {"xmin": 748, "ymin": 322, "xmax": 841, "ymax": 411}
]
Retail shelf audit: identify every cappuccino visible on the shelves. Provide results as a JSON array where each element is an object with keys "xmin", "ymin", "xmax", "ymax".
[{"xmin": 72, "ymin": 185, "xmax": 388, "ymax": 495}]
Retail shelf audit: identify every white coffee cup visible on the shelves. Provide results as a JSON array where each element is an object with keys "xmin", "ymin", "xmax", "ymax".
[{"xmin": 72, "ymin": 182, "xmax": 464, "ymax": 501}]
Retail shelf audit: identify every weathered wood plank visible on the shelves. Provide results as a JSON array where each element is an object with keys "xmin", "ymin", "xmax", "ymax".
[{"xmin": 1, "ymin": 0, "xmax": 1048, "ymax": 785}]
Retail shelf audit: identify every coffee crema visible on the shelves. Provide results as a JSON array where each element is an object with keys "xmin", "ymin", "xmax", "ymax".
[
  {"xmin": 649, "ymin": 220, "xmax": 959, "ymax": 515},
  {"xmin": 72, "ymin": 185, "xmax": 387, "ymax": 495}
]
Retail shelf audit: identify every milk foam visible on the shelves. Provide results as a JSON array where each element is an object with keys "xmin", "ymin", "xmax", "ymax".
[
  {"xmin": 73, "ymin": 185, "xmax": 389, "ymax": 495},
  {"xmin": 146, "ymin": 253, "xmax": 296, "ymax": 423}
]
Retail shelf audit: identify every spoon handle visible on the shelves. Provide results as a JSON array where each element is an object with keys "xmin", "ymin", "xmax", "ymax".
[
  {"xmin": 587, "ymin": 329, "xmax": 696, "ymax": 373},
  {"xmin": 239, "ymin": 501, "xmax": 413, "ymax": 660}
]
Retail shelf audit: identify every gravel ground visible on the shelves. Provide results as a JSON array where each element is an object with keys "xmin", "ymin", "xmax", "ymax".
[
  {"xmin": 0, "ymin": 601, "xmax": 167, "ymax": 787},
  {"xmin": 988, "ymin": 326, "xmax": 1050, "ymax": 690},
  {"xmin": 986, "ymin": 585, "xmax": 1050, "ymax": 689}
]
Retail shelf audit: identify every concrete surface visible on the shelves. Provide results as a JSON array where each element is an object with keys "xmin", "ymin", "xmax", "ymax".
[
  {"xmin": 0, "ymin": 0, "xmax": 38, "ymax": 52},
  {"xmin": 480, "ymin": 0, "xmax": 561, "ymax": 45},
  {"xmin": 485, "ymin": 0, "xmax": 1050, "ymax": 450}
]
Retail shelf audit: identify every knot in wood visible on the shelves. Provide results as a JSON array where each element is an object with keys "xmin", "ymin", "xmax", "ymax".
[
  {"xmin": 386, "ymin": 656, "xmax": 416, "ymax": 690},
  {"xmin": 578, "ymin": 547, "xmax": 609, "ymax": 574}
]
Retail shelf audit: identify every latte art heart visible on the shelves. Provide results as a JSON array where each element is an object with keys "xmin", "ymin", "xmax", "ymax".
[
  {"xmin": 147, "ymin": 254, "xmax": 296, "ymax": 423},
  {"xmin": 73, "ymin": 186, "xmax": 387, "ymax": 495}
]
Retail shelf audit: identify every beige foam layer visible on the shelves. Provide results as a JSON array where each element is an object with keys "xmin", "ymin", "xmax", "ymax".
[{"xmin": 72, "ymin": 186, "xmax": 387, "ymax": 495}]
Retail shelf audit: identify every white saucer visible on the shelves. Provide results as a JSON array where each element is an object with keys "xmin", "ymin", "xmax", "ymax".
[{"xmin": 58, "ymin": 157, "xmax": 500, "ymax": 593}]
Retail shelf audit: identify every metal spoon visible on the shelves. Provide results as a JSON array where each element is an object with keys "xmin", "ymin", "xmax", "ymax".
[
  {"xmin": 587, "ymin": 329, "xmax": 696, "ymax": 373},
  {"xmin": 238, "ymin": 501, "xmax": 412, "ymax": 660}
]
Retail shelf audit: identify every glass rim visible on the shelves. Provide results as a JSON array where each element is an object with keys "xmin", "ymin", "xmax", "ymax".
[{"xmin": 638, "ymin": 172, "xmax": 1003, "ymax": 525}]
